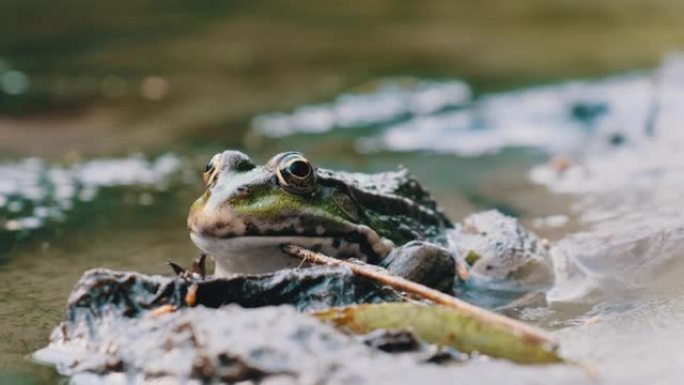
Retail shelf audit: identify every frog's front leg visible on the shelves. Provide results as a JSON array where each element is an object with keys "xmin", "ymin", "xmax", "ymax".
[{"xmin": 379, "ymin": 241, "xmax": 456, "ymax": 292}]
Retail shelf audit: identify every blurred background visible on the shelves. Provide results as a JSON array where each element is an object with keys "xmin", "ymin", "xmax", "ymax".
[
  {"xmin": 3, "ymin": 0, "xmax": 684, "ymax": 156},
  {"xmin": 2, "ymin": 1, "xmax": 684, "ymax": 383}
]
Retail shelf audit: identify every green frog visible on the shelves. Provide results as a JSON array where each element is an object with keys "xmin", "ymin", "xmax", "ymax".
[{"xmin": 188, "ymin": 150, "xmax": 553, "ymax": 293}]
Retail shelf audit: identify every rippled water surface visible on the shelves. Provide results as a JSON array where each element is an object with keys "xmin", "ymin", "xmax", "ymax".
[{"xmin": 3, "ymin": 2, "xmax": 684, "ymax": 384}]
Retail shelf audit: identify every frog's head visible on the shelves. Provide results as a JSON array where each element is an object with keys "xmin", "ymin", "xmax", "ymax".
[{"xmin": 188, "ymin": 150, "xmax": 399, "ymax": 275}]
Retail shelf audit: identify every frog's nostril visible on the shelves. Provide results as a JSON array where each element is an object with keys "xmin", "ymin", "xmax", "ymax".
[
  {"xmin": 235, "ymin": 159, "xmax": 255, "ymax": 172},
  {"xmin": 222, "ymin": 150, "xmax": 255, "ymax": 172}
]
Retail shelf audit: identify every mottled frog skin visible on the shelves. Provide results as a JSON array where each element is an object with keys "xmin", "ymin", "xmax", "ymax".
[{"xmin": 188, "ymin": 150, "xmax": 552, "ymax": 292}]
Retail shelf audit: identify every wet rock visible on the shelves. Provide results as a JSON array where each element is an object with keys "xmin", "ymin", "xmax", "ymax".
[
  {"xmin": 380, "ymin": 241, "xmax": 456, "ymax": 292},
  {"xmin": 450, "ymin": 210, "xmax": 554, "ymax": 294},
  {"xmin": 39, "ymin": 305, "xmax": 378, "ymax": 384},
  {"xmin": 34, "ymin": 266, "xmax": 406, "ymax": 383},
  {"xmin": 63, "ymin": 266, "xmax": 403, "ymax": 323}
]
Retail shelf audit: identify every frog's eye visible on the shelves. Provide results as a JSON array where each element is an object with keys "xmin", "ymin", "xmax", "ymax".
[{"xmin": 276, "ymin": 152, "xmax": 317, "ymax": 194}]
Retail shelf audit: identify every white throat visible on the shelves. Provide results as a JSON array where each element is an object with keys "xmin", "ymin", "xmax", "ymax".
[{"xmin": 189, "ymin": 233, "xmax": 370, "ymax": 276}]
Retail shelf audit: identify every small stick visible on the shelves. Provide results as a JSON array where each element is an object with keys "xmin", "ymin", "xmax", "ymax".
[{"xmin": 282, "ymin": 244, "xmax": 557, "ymax": 349}]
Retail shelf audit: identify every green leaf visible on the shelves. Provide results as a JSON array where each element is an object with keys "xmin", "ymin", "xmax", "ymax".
[{"xmin": 311, "ymin": 302, "xmax": 563, "ymax": 364}]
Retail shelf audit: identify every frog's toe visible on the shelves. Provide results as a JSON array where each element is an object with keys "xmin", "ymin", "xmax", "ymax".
[
  {"xmin": 168, "ymin": 261, "xmax": 187, "ymax": 276},
  {"xmin": 167, "ymin": 254, "xmax": 207, "ymax": 280},
  {"xmin": 380, "ymin": 241, "xmax": 456, "ymax": 292}
]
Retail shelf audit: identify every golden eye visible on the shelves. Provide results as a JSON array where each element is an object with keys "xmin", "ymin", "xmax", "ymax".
[{"xmin": 276, "ymin": 152, "xmax": 317, "ymax": 194}]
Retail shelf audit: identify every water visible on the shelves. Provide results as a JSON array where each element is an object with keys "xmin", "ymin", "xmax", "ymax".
[
  {"xmin": 2, "ymin": 58, "xmax": 683, "ymax": 383},
  {"xmin": 3, "ymin": 2, "xmax": 684, "ymax": 383},
  {"xmin": 250, "ymin": 59, "xmax": 684, "ymax": 384}
]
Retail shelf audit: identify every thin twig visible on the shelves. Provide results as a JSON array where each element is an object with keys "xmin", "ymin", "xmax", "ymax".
[{"xmin": 283, "ymin": 244, "xmax": 557, "ymax": 349}]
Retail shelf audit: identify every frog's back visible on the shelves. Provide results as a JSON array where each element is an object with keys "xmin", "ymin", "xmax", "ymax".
[{"xmin": 317, "ymin": 167, "xmax": 452, "ymax": 244}]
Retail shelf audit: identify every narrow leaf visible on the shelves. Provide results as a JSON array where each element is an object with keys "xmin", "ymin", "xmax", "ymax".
[{"xmin": 312, "ymin": 302, "xmax": 563, "ymax": 364}]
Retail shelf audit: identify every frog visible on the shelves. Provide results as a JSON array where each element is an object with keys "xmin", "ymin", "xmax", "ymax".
[{"xmin": 188, "ymin": 150, "xmax": 554, "ymax": 293}]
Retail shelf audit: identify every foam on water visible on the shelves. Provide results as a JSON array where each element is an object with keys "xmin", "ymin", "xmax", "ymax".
[
  {"xmin": 249, "ymin": 56, "xmax": 684, "ymax": 384},
  {"xmin": 251, "ymin": 55, "xmax": 684, "ymax": 305},
  {"xmin": 373, "ymin": 72, "xmax": 655, "ymax": 156},
  {"xmin": 250, "ymin": 58, "xmax": 673, "ymax": 160},
  {"xmin": 508, "ymin": 57, "xmax": 684, "ymax": 384},
  {"xmin": 251, "ymin": 77, "xmax": 471, "ymax": 137},
  {"xmin": 0, "ymin": 154, "xmax": 182, "ymax": 232},
  {"xmin": 527, "ymin": 56, "xmax": 684, "ymax": 303}
]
